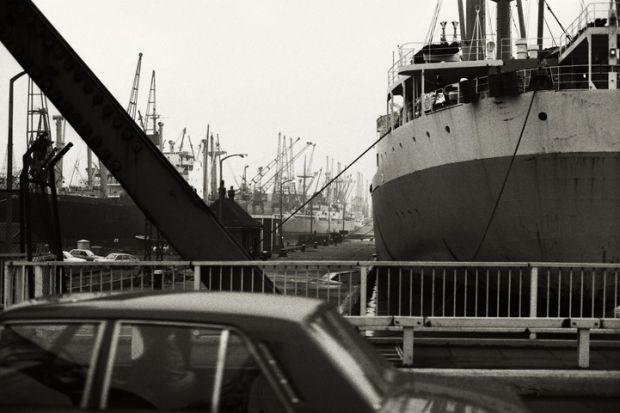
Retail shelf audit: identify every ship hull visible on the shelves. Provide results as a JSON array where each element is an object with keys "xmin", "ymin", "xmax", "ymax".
[
  {"xmin": 282, "ymin": 215, "xmax": 357, "ymax": 243},
  {"xmin": 373, "ymin": 152, "xmax": 620, "ymax": 262},
  {"xmin": 1, "ymin": 191, "xmax": 146, "ymax": 251},
  {"xmin": 372, "ymin": 90, "xmax": 620, "ymax": 262}
]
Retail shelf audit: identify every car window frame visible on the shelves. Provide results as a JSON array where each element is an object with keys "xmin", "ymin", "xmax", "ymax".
[
  {"xmin": 306, "ymin": 309, "xmax": 391, "ymax": 410},
  {"xmin": 101, "ymin": 319, "xmax": 295, "ymax": 412},
  {"xmin": 0, "ymin": 319, "xmax": 107, "ymax": 409}
]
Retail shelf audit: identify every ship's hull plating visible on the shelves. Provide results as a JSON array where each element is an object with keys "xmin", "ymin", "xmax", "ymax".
[
  {"xmin": 372, "ymin": 90, "xmax": 620, "ymax": 262},
  {"xmin": 283, "ymin": 215, "xmax": 357, "ymax": 242},
  {"xmin": 0, "ymin": 191, "xmax": 146, "ymax": 250}
]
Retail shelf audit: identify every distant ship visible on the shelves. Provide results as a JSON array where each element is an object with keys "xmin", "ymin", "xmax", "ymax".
[
  {"xmin": 281, "ymin": 207, "xmax": 360, "ymax": 244},
  {"xmin": 372, "ymin": 1, "xmax": 620, "ymax": 262},
  {"xmin": 0, "ymin": 124, "xmax": 200, "ymax": 253}
]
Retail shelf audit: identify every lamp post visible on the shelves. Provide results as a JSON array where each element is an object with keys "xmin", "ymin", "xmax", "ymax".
[
  {"xmin": 279, "ymin": 178, "xmax": 294, "ymax": 250},
  {"xmin": 5, "ymin": 71, "xmax": 26, "ymax": 249},
  {"xmin": 7, "ymin": 71, "xmax": 26, "ymax": 190},
  {"xmin": 218, "ymin": 153, "xmax": 246, "ymax": 222}
]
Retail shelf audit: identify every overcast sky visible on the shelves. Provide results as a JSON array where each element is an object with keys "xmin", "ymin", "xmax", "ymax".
[{"xmin": 0, "ymin": 0, "xmax": 586, "ymax": 191}]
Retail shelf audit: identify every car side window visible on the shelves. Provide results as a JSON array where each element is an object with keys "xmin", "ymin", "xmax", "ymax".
[
  {"xmin": 106, "ymin": 323, "xmax": 287, "ymax": 412},
  {"xmin": 0, "ymin": 322, "xmax": 102, "ymax": 408}
]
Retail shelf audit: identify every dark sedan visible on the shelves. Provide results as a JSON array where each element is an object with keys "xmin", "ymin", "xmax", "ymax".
[{"xmin": 0, "ymin": 292, "xmax": 526, "ymax": 412}]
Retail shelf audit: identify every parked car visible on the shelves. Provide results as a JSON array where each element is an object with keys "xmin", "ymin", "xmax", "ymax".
[
  {"xmin": 94, "ymin": 253, "xmax": 140, "ymax": 262},
  {"xmin": 68, "ymin": 248, "xmax": 102, "ymax": 261},
  {"xmin": 62, "ymin": 251, "xmax": 86, "ymax": 262},
  {"xmin": 0, "ymin": 292, "xmax": 526, "ymax": 412}
]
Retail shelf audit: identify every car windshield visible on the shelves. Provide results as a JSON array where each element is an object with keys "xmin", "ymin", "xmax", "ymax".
[
  {"xmin": 106, "ymin": 254, "xmax": 119, "ymax": 259},
  {"xmin": 307, "ymin": 309, "xmax": 393, "ymax": 408}
]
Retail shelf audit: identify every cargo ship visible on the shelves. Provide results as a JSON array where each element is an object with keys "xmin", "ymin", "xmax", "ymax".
[{"xmin": 371, "ymin": 1, "xmax": 620, "ymax": 262}]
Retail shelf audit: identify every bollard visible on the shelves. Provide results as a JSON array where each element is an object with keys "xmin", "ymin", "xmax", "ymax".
[{"xmin": 301, "ymin": 244, "xmax": 306, "ymax": 252}]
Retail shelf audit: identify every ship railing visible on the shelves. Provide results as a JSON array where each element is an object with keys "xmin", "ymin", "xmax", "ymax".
[
  {"xmin": 559, "ymin": 2, "xmax": 617, "ymax": 52},
  {"xmin": 3, "ymin": 260, "xmax": 619, "ymax": 319},
  {"xmin": 515, "ymin": 64, "xmax": 613, "ymax": 91},
  {"xmin": 387, "ymin": 41, "xmax": 490, "ymax": 88},
  {"xmin": 385, "ymin": 62, "xmax": 612, "ymax": 130},
  {"xmin": 498, "ymin": 37, "xmax": 558, "ymax": 60}
]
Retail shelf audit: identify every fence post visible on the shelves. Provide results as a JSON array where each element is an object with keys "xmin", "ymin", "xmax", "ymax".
[
  {"xmin": 2, "ymin": 262, "xmax": 10, "ymax": 309},
  {"xmin": 577, "ymin": 328, "xmax": 590, "ymax": 368},
  {"xmin": 529, "ymin": 266, "xmax": 539, "ymax": 339},
  {"xmin": 529, "ymin": 266, "xmax": 538, "ymax": 317},
  {"xmin": 193, "ymin": 264, "xmax": 201, "ymax": 291},
  {"xmin": 34, "ymin": 265, "xmax": 44, "ymax": 298},
  {"xmin": 360, "ymin": 266, "xmax": 368, "ymax": 316},
  {"xmin": 402, "ymin": 327, "xmax": 414, "ymax": 366}
]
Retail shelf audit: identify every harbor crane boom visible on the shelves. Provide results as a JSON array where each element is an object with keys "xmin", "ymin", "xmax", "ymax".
[
  {"xmin": 249, "ymin": 136, "xmax": 301, "ymax": 186},
  {"xmin": 0, "ymin": 0, "xmax": 254, "ymax": 262},
  {"xmin": 126, "ymin": 52, "xmax": 142, "ymax": 121},
  {"xmin": 261, "ymin": 141, "xmax": 314, "ymax": 193}
]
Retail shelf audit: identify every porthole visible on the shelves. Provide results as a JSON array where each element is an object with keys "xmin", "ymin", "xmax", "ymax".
[
  {"xmin": 426, "ymin": 131, "xmax": 430, "ymax": 138},
  {"xmin": 445, "ymin": 126, "xmax": 451, "ymax": 133},
  {"xmin": 412, "ymin": 136, "xmax": 416, "ymax": 142},
  {"xmin": 399, "ymin": 143, "xmax": 403, "ymax": 148},
  {"xmin": 538, "ymin": 112, "xmax": 548, "ymax": 121}
]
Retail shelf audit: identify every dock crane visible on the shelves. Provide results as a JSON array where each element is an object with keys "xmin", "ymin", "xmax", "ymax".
[
  {"xmin": 0, "ymin": 0, "xmax": 268, "ymax": 273},
  {"xmin": 126, "ymin": 52, "xmax": 143, "ymax": 122},
  {"xmin": 261, "ymin": 141, "xmax": 314, "ymax": 193},
  {"xmin": 143, "ymin": 71, "xmax": 161, "ymax": 148},
  {"xmin": 249, "ymin": 136, "xmax": 301, "ymax": 188}
]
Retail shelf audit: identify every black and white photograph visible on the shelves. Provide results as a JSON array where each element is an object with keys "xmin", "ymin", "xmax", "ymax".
[{"xmin": 0, "ymin": 1, "xmax": 619, "ymax": 411}]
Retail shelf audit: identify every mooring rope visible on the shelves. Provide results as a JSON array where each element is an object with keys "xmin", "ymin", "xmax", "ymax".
[{"xmin": 472, "ymin": 90, "xmax": 538, "ymax": 260}]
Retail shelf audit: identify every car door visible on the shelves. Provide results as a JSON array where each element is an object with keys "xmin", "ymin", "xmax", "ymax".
[
  {"xmin": 102, "ymin": 321, "xmax": 295, "ymax": 412},
  {"xmin": 0, "ymin": 320, "xmax": 106, "ymax": 409}
]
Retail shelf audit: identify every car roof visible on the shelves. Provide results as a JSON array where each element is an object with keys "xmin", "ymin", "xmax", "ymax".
[{"xmin": 0, "ymin": 291, "xmax": 326, "ymax": 324}]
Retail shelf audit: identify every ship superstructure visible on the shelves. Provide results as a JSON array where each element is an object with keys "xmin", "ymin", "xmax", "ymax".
[{"xmin": 372, "ymin": 1, "xmax": 620, "ymax": 262}]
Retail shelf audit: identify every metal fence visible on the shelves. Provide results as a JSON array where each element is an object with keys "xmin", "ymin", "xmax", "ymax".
[
  {"xmin": 368, "ymin": 263, "xmax": 619, "ymax": 319},
  {"xmin": 3, "ymin": 260, "xmax": 619, "ymax": 319}
]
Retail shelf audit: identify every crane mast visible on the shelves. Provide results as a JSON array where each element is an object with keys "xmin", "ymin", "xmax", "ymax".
[
  {"xmin": 126, "ymin": 52, "xmax": 142, "ymax": 121},
  {"xmin": 144, "ymin": 70, "xmax": 160, "ymax": 148}
]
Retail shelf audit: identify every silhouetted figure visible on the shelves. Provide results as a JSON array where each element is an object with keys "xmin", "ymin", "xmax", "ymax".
[{"xmin": 228, "ymin": 186, "xmax": 235, "ymax": 200}]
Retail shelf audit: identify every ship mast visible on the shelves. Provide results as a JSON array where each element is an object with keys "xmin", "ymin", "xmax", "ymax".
[
  {"xmin": 515, "ymin": 0, "xmax": 527, "ymax": 39},
  {"xmin": 491, "ymin": 0, "xmax": 514, "ymax": 61},
  {"xmin": 537, "ymin": 0, "xmax": 545, "ymax": 53},
  {"xmin": 465, "ymin": 0, "xmax": 485, "ymax": 61}
]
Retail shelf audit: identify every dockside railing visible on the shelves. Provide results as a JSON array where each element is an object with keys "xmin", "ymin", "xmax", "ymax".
[
  {"xmin": 3, "ymin": 260, "xmax": 619, "ymax": 367},
  {"xmin": 3, "ymin": 260, "xmax": 619, "ymax": 318}
]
